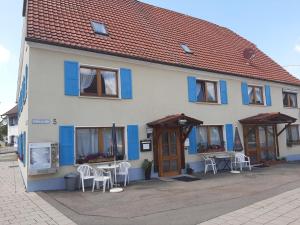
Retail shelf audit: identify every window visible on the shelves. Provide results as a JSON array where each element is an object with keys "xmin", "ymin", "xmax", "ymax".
[
  {"xmin": 286, "ymin": 125, "xmax": 300, "ymax": 145},
  {"xmin": 9, "ymin": 116, "xmax": 18, "ymax": 126},
  {"xmin": 80, "ymin": 67, "xmax": 118, "ymax": 97},
  {"xmin": 196, "ymin": 80, "xmax": 217, "ymax": 103},
  {"xmin": 283, "ymin": 92, "xmax": 298, "ymax": 108},
  {"xmin": 181, "ymin": 44, "xmax": 192, "ymax": 53},
  {"xmin": 196, "ymin": 126, "xmax": 224, "ymax": 152},
  {"xmin": 91, "ymin": 21, "xmax": 108, "ymax": 35},
  {"xmin": 76, "ymin": 127, "xmax": 125, "ymax": 164},
  {"xmin": 248, "ymin": 85, "xmax": 264, "ymax": 105}
]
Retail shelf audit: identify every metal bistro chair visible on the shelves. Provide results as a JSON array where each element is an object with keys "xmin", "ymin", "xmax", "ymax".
[
  {"xmin": 203, "ymin": 155, "xmax": 217, "ymax": 175},
  {"xmin": 117, "ymin": 162, "xmax": 131, "ymax": 186},
  {"xmin": 77, "ymin": 164, "xmax": 95, "ymax": 192},
  {"xmin": 231, "ymin": 153, "xmax": 252, "ymax": 171},
  {"xmin": 92, "ymin": 168, "xmax": 113, "ymax": 193}
]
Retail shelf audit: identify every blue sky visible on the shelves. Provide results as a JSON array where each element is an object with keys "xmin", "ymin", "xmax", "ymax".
[{"xmin": 0, "ymin": 0, "xmax": 299, "ymax": 114}]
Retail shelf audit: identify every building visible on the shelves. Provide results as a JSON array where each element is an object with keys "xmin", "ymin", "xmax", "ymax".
[
  {"xmin": 1, "ymin": 106, "xmax": 18, "ymax": 147},
  {"xmin": 17, "ymin": 0, "xmax": 300, "ymax": 191}
]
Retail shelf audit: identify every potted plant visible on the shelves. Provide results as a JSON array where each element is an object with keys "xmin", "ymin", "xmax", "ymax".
[
  {"xmin": 186, "ymin": 163, "xmax": 194, "ymax": 175},
  {"xmin": 142, "ymin": 159, "xmax": 153, "ymax": 180}
]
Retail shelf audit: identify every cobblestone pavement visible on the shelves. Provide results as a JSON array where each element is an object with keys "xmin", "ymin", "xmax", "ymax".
[
  {"xmin": 0, "ymin": 161, "xmax": 76, "ymax": 225},
  {"xmin": 199, "ymin": 188, "xmax": 300, "ymax": 225}
]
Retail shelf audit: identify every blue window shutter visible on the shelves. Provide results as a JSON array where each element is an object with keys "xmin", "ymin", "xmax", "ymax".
[
  {"xmin": 127, "ymin": 125, "xmax": 139, "ymax": 160},
  {"xmin": 188, "ymin": 127, "xmax": 197, "ymax": 154},
  {"xmin": 59, "ymin": 126, "xmax": 75, "ymax": 166},
  {"xmin": 120, "ymin": 68, "xmax": 133, "ymax": 99},
  {"xmin": 23, "ymin": 132, "xmax": 26, "ymax": 164},
  {"xmin": 220, "ymin": 80, "xmax": 228, "ymax": 104},
  {"xmin": 187, "ymin": 76, "xmax": 197, "ymax": 102},
  {"xmin": 241, "ymin": 82, "xmax": 249, "ymax": 105},
  {"xmin": 25, "ymin": 65, "xmax": 28, "ymax": 99},
  {"xmin": 265, "ymin": 85, "xmax": 272, "ymax": 106},
  {"xmin": 20, "ymin": 133, "xmax": 23, "ymax": 161},
  {"xmin": 64, "ymin": 61, "xmax": 79, "ymax": 96},
  {"xmin": 225, "ymin": 124, "xmax": 234, "ymax": 151}
]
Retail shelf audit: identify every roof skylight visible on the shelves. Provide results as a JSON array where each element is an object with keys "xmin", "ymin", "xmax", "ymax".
[
  {"xmin": 91, "ymin": 21, "xmax": 108, "ymax": 35},
  {"xmin": 181, "ymin": 44, "xmax": 192, "ymax": 54}
]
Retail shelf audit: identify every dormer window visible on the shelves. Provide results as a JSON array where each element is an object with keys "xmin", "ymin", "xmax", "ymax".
[
  {"xmin": 181, "ymin": 44, "xmax": 192, "ymax": 54},
  {"xmin": 91, "ymin": 21, "xmax": 108, "ymax": 35}
]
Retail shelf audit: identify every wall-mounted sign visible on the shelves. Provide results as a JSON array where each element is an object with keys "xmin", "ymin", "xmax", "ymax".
[
  {"xmin": 32, "ymin": 119, "xmax": 51, "ymax": 125},
  {"xmin": 140, "ymin": 139, "xmax": 152, "ymax": 152}
]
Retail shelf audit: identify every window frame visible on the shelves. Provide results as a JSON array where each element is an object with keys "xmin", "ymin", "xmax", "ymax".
[
  {"xmin": 75, "ymin": 126, "xmax": 125, "ymax": 164},
  {"xmin": 286, "ymin": 125, "xmax": 300, "ymax": 145},
  {"xmin": 91, "ymin": 21, "xmax": 108, "ymax": 36},
  {"xmin": 248, "ymin": 85, "xmax": 264, "ymax": 105},
  {"xmin": 80, "ymin": 66, "xmax": 119, "ymax": 98},
  {"xmin": 196, "ymin": 125, "xmax": 224, "ymax": 152},
  {"xmin": 196, "ymin": 80, "xmax": 218, "ymax": 103},
  {"xmin": 283, "ymin": 91, "xmax": 298, "ymax": 108}
]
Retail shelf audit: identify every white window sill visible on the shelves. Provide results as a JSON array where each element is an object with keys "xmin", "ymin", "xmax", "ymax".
[
  {"xmin": 78, "ymin": 95, "xmax": 122, "ymax": 101},
  {"xmin": 195, "ymin": 101, "xmax": 221, "ymax": 105}
]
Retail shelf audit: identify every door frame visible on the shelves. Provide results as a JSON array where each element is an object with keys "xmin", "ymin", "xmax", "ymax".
[
  {"xmin": 243, "ymin": 125, "xmax": 278, "ymax": 163},
  {"xmin": 156, "ymin": 127, "xmax": 182, "ymax": 177}
]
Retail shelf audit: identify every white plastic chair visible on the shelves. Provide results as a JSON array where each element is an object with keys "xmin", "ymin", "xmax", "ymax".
[
  {"xmin": 77, "ymin": 164, "xmax": 95, "ymax": 192},
  {"xmin": 117, "ymin": 162, "xmax": 131, "ymax": 186},
  {"xmin": 203, "ymin": 156, "xmax": 217, "ymax": 175},
  {"xmin": 92, "ymin": 168, "xmax": 113, "ymax": 192},
  {"xmin": 231, "ymin": 153, "xmax": 251, "ymax": 171}
]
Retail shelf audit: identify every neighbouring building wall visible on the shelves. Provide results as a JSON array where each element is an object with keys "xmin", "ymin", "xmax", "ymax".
[{"xmin": 25, "ymin": 43, "xmax": 300, "ymax": 191}]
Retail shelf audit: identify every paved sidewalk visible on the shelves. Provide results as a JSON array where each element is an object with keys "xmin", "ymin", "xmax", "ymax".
[
  {"xmin": 0, "ymin": 161, "xmax": 76, "ymax": 225},
  {"xmin": 199, "ymin": 188, "xmax": 300, "ymax": 225}
]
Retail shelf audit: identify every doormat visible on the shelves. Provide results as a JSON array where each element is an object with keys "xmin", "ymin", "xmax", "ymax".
[
  {"xmin": 253, "ymin": 164, "xmax": 269, "ymax": 168},
  {"xmin": 173, "ymin": 176, "xmax": 201, "ymax": 182}
]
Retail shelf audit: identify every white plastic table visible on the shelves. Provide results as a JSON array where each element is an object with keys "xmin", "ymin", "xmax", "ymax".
[{"xmin": 97, "ymin": 163, "xmax": 120, "ymax": 186}]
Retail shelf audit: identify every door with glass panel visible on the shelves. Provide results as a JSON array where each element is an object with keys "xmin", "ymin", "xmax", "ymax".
[
  {"xmin": 258, "ymin": 126, "xmax": 276, "ymax": 161},
  {"xmin": 158, "ymin": 128, "xmax": 181, "ymax": 177},
  {"xmin": 244, "ymin": 125, "xmax": 277, "ymax": 164}
]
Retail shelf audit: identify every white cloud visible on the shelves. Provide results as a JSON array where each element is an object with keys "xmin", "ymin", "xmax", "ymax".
[
  {"xmin": 295, "ymin": 44, "xmax": 300, "ymax": 53},
  {"xmin": 0, "ymin": 45, "xmax": 11, "ymax": 63}
]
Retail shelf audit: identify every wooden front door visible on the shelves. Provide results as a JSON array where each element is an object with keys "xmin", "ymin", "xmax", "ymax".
[
  {"xmin": 158, "ymin": 128, "xmax": 181, "ymax": 177},
  {"xmin": 244, "ymin": 125, "xmax": 277, "ymax": 164}
]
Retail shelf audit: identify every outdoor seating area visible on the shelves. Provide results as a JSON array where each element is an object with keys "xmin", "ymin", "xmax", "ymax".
[
  {"xmin": 201, "ymin": 151, "xmax": 252, "ymax": 174},
  {"xmin": 77, "ymin": 161, "xmax": 131, "ymax": 193}
]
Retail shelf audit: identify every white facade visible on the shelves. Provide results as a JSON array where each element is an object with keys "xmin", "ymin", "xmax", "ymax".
[{"xmin": 16, "ymin": 41, "xmax": 300, "ymax": 191}]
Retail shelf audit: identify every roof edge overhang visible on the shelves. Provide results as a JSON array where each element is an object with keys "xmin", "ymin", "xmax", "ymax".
[
  {"xmin": 25, "ymin": 37, "xmax": 300, "ymax": 87},
  {"xmin": 239, "ymin": 112, "xmax": 297, "ymax": 125}
]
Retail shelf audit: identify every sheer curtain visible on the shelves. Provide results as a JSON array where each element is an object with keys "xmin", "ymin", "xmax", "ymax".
[
  {"xmin": 197, "ymin": 127, "xmax": 208, "ymax": 150},
  {"xmin": 80, "ymin": 68, "xmax": 96, "ymax": 93},
  {"xmin": 101, "ymin": 71, "xmax": 117, "ymax": 95},
  {"xmin": 210, "ymin": 127, "xmax": 221, "ymax": 145},
  {"xmin": 76, "ymin": 128, "xmax": 98, "ymax": 158}
]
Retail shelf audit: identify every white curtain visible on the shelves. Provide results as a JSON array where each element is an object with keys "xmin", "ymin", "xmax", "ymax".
[
  {"xmin": 197, "ymin": 127, "xmax": 208, "ymax": 148},
  {"xmin": 76, "ymin": 128, "xmax": 98, "ymax": 158},
  {"xmin": 80, "ymin": 68, "xmax": 96, "ymax": 92},
  {"xmin": 101, "ymin": 71, "xmax": 117, "ymax": 95},
  {"xmin": 210, "ymin": 127, "xmax": 221, "ymax": 145}
]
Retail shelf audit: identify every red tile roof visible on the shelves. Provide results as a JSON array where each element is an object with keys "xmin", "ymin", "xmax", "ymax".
[
  {"xmin": 1, "ymin": 105, "xmax": 17, "ymax": 116},
  {"xmin": 25, "ymin": 0, "xmax": 300, "ymax": 86}
]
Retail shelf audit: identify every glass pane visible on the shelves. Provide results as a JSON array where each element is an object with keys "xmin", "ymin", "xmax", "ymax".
[
  {"xmin": 197, "ymin": 127, "xmax": 208, "ymax": 150},
  {"xmin": 102, "ymin": 128, "xmax": 112, "ymax": 154},
  {"xmin": 206, "ymin": 82, "xmax": 216, "ymax": 102},
  {"xmin": 80, "ymin": 68, "xmax": 97, "ymax": 94},
  {"xmin": 247, "ymin": 128, "xmax": 257, "ymax": 148},
  {"xmin": 283, "ymin": 92, "xmax": 289, "ymax": 107},
  {"xmin": 259, "ymin": 127, "xmax": 266, "ymax": 148},
  {"xmin": 248, "ymin": 87, "xmax": 255, "ymax": 103},
  {"xmin": 170, "ymin": 160, "xmax": 178, "ymax": 171},
  {"xmin": 169, "ymin": 132, "xmax": 177, "ymax": 155},
  {"xmin": 289, "ymin": 94, "xmax": 297, "ymax": 108},
  {"xmin": 291, "ymin": 126, "xmax": 299, "ymax": 142},
  {"xmin": 163, "ymin": 160, "xmax": 170, "ymax": 172},
  {"xmin": 162, "ymin": 132, "xmax": 169, "ymax": 156},
  {"xmin": 209, "ymin": 127, "xmax": 221, "ymax": 146},
  {"xmin": 76, "ymin": 128, "xmax": 99, "ymax": 161},
  {"xmin": 255, "ymin": 87, "xmax": 263, "ymax": 104},
  {"xmin": 196, "ymin": 81, "xmax": 205, "ymax": 102},
  {"xmin": 101, "ymin": 71, "xmax": 117, "ymax": 96},
  {"xmin": 267, "ymin": 126, "xmax": 274, "ymax": 147}
]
